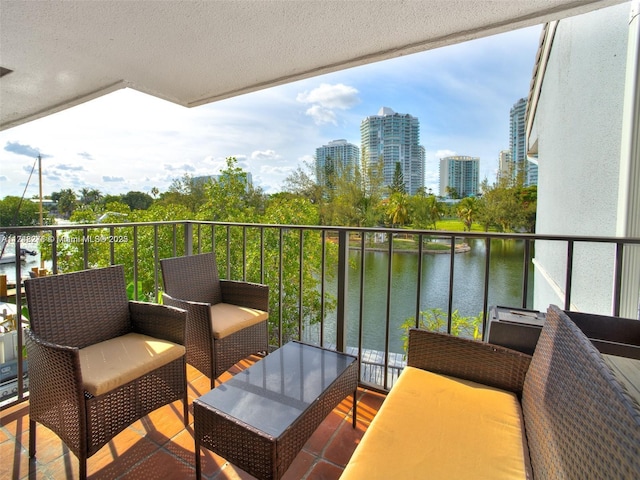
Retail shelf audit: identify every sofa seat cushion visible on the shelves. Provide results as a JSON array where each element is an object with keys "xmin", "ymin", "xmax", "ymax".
[
  {"xmin": 79, "ymin": 332, "xmax": 185, "ymax": 397},
  {"xmin": 210, "ymin": 303, "xmax": 268, "ymax": 339},
  {"xmin": 341, "ymin": 366, "xmax": 531, "ymax": 480}
]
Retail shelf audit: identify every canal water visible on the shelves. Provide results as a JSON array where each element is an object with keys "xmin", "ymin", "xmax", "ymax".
[{"xmin": 307, "ymin": 238, "xmax": 533, "ymax": 354}]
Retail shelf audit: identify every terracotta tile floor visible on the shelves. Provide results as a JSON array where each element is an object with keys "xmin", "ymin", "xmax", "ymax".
[{"xmin": 0, "ymin": 356, "xmax": 386, "ymax": 479}]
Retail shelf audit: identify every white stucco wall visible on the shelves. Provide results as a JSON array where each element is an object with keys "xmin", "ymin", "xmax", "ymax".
[{"xmin": 531, "ymin": 3, "xmax": 630, "ymax": 314}]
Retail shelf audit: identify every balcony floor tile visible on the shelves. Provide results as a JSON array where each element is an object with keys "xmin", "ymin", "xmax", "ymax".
[{"xmin": 1, "ymin": 360, "xmax": 383, "ymax": 479}]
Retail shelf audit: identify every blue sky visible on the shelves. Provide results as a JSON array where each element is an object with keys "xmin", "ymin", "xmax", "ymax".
[{"xmin": 0, "ymin": 25, "xmax": 541, "ymax": 199}]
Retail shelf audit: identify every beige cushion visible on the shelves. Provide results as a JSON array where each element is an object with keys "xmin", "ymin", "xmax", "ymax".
[
  {"xmin": 79, "ymin": 332, "xmax": 185, "ymax": 397},
  {"xmin": 210, "ymin": 303, "xmax": 268, "ymax": 339},
  {"xmin": 341, "ymin": 366, "xmax": 530, "ymax": 480}
]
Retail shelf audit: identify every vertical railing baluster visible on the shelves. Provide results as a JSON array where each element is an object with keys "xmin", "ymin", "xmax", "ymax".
[
  {"xmin": 51, "ymin": 229, "xmax": 58, "ymax": 274},
  {"xmin": 358, "ymin": 232, "xmax": 366, "ymax": 376},
  {"xmin": 172, "ymin": 224, "xmax": 177, "ymax": 256},
  {"xmin": 336, "ymin": 230, "xmax": 349, "ymax": 353},
  {"xmin": 133, "ymin": 225, "xmax": 138, "ymax": 300},
  {"xmin": 384, "ymin": 232, "xmax": 393, "ymax": 389},
  {"xmin": 482, "ymin": 237, "xmax": 492, "ymax": 336},
  {"xmin": 260, "ymin": 227, "xmax": 265, "ymax": 284},
  {"xmin": 153, "ymin": 225, "xmax": 159, "ymax": 300},
  {"xmin": 83, "ymin": 227, "xmax": 89, "ymax": 270},
  {"xmin": 184, "ymin": 222, "xmax": 193, "ymax": 256},
  {"xmin": 226, "ymin": 225, "xmax": 231, "ymax": 278},
  {"xmin": 14, "ymin": 236, "xmax": 24, "ymax": 400},
  {"xmin": 564, "ymin": 240, "xmax": 574, "ymax": 310},
  {"xmin": 278, "ymin": 227, "xmax": 284, "ymax": 347},
  {"xmin": 320, "ymin": 230, "xmax": 327, "ymax": 347},
  {"xmin": 242, "ymin": 226, "xmax": 247, "ymax": 281},
  {"xmin": 613, "ymin": 242, "xmax": 624, "ymax": 317},
  {"xmin": 447, "ymin": 235, "xmax": 456, "ymax": 333},
  {"xmin": 415, "ymin": 233, "xmax": 424, "ymax": 328},
  {"xmin": 109, "ymin": 226, "xmax": 115, "ymax": 265},
  {"xmin": 522, "ymin": 238, "xmax": 531, "ymax": 309},
  {"xmin": 197, "ymin": 223, "xmax": 201, "ymax": 254},
  {"xmin": 298, "ymin": 229, "xmax": 304, "ymax": 340}
]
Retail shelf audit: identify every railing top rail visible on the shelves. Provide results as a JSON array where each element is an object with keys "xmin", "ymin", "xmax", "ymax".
[{"xmin": 2, "ymin": 221, "xmax": 640, "ymax": 245}]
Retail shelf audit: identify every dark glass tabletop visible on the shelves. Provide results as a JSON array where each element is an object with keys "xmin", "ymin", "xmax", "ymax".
[{"xmin": 195, "ymin": 341, "xmax": 357, "ymax": 438}]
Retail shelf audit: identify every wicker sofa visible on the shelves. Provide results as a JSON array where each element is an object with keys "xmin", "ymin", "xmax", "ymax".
[{"xmin": 341, "ymin": 305, "xmax": 640, "ymax": 479}]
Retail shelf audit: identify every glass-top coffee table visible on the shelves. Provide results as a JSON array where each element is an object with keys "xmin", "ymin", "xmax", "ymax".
[{"xmin": 193, "ymin": 341, "xmax": 358, "ymax": 480}]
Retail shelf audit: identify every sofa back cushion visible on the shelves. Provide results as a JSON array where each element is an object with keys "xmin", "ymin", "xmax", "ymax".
[
  {"xmin": 522, "ymin": 305, "xmax": 640, "ymax": 479},
  {"xmin": 25, "ymin": 265, "xmax": 131, "ymax": 348},
  {"xmin": 160, "ymin": 252, "xmax": 222, "ymax": 305}
]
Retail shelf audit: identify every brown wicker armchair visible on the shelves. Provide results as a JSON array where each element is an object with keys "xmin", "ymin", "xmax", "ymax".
[
  {"xmin": 160, "ymin": 252, "xmax": 269, "ymax": 388},
  {"xmin": 24, "ymin": 265, "xmax": 188, "ymax": 480}
]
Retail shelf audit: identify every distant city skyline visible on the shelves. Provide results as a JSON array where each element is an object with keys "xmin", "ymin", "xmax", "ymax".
[{"xmin": 0, "ymin": 25, "xmax": 542, "ymax": 199}]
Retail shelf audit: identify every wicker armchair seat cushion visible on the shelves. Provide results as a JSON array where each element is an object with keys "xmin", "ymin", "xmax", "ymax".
[
  {"xmin": 79, "ymin": 332, "xmax": 186, "ymax": 397},
  {"xmin": 210, "ymin": 303, "xmax": 268, "ymax": 340},
  {"xmin": 341, "ymin": 365, "xmax": 530, "ymax": 480}
]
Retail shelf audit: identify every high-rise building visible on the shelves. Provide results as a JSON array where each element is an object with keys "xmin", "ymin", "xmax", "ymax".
[
  {"xmin": 439, "ymin": 156, "xmax": 480, "ymax": 198},
  {"xmin": 510, "ymin": 97, "xmax": 537, "ymax": 186},
  {"xmin": 360, "ymin": 107, "xmax": 425, "ymax": 195},
  {"xmin": 498, "ymin": 149, "xmax": 512, "ymax": 182},
  {"xmin": 315, "ymin": 139, "xmax": 360, "ymax": 187}
]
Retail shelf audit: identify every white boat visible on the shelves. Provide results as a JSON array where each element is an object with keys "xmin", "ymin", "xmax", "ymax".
[{"xmin": 0, "ymin": 248, "xmax": 36, "ymax": 265}]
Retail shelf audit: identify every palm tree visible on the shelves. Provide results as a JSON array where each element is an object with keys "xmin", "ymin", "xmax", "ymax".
[
  {"xmin": 456, "ymin": 197, "xmax": 478, "ymax": 231},
  {"xmin": 386, "ymin": 192, "xmax": 409, "ymax": 228}
]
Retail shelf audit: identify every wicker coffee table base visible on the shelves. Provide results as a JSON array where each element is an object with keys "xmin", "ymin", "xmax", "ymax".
[{"xmin": 194, "ymin": 345, "xmax": 358, "ymax": 480}]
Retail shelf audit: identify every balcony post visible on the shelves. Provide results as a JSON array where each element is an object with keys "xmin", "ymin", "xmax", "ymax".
[{"xmin": 336, "ymin": 230, "xmax": 348, "ymax": 352}]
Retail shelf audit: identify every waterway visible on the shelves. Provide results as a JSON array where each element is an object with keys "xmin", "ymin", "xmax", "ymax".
[{"xmin": 305, "ymin": 238, "xmax": 533, "ymax": 354}]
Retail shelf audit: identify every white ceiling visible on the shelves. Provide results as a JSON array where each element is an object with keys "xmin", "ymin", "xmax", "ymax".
[{"xmin": 0, "ymin": 0, "xmax": 625, "ymax": 131}]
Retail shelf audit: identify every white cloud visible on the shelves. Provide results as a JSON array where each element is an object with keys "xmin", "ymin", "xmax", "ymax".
[
  {"xmin": 304, "ymin": 105, "xmax": 336, "ymax": 125},
  {"xmin": 297, "ymin": 83, "xmax": 360, "ymax": 125},
  {"xmin": 250, "ymin": 150, "xmax": 280, "ymax": 161},
  {"xmin": 296, "ymin": 83, "xmax": 360, "ymax": 109}
]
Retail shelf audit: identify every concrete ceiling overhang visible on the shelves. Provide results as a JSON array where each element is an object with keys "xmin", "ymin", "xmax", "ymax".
[{"xmin": 0, "ymin": 0, "xmax": 626, "ymax": 131}]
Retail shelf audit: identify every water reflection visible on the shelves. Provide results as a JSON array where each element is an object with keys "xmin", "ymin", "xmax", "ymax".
[{"xmin": 310, "ymin": 238, "xmax": 534, "ymax": 354}]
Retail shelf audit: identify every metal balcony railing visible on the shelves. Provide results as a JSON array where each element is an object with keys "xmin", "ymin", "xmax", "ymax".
[{"xmin": 1, "ymin": 221, "xmax": 639, "ymax": 408}]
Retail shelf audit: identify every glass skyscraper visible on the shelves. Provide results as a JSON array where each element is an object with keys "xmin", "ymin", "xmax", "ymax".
[
  {"xmin": 510, "ymin": 97, "xmax": 537, "ymax": 186},
  {"xmin": 360, "ymin": 107, "xmax": 425, "ymax": 195}
]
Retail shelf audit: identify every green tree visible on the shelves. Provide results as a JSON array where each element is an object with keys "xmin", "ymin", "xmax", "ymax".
[
  {"xmin": 456, "ymin": 196, "xmax": 479, "ymax": 231},
  {"xmin": 79, "ymin": 188, "xmax": 103, "ymax": 206},
  {"xmin": 400, "ymin": 308, "xmax": 482, "ymax": 354},
  {"xmin": 122, "ymin": 191, "xmax": 153, "ymax": 210},
  {"xmin": 386, "ymin": 191, "xmax": 410, "ymax": 228},
  {"xmin": 389, "ymin": 162, "xmax": 406, "ymax": 195},
  {"xmin": 52, "ymin": 189, "xmax": 77, "ymax": 218},
  {"xmin": 409, "ymin": 192, "xmax": 444, "ymax": 229},
  {"xmin": 198, "ymin": 157, "xmax": 262, "ymax": 222},
  {"xmin": 0, "ymin": 195, "xmax": 45, "ymax": 227}
]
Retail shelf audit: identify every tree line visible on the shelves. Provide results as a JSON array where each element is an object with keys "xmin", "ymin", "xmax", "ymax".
[{"xmin": 0, "ymin": 157, "xmax": 535, "ymax": 346}]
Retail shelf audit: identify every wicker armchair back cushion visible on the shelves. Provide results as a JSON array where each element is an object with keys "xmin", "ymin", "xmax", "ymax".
[
  {"xmin": 521, "ymin": 304, "xmax": 640, "ymax": 479},
  {"xmin": 161, "ymin": 252, "xmax": 222, "ymax": 305},
  {"xmin": 25, "ymin": 265, "xmax": 130, "ymax": 348}
]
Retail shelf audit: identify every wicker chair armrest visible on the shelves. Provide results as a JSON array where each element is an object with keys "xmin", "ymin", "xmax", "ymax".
[
  {"xmin": 25, "ymin": 328, "xmax": 84, "ymax": 408},
  {"xmin": 129, "ymin": 301, "xmax": 187, "ymax": 345},
  {"xmin": 162, "ymin": 292, "xmax": 211, "ymax": 333},
  {"xmin": 220, "ymin": 280, "xmax": 269, "ymax": 311},
  {"xmin": 407, "ymin": 328, "xmax": 532, "ymax": 395}
]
